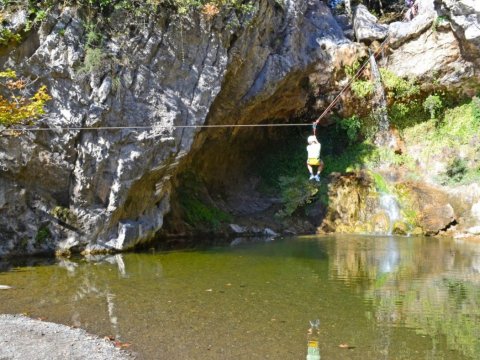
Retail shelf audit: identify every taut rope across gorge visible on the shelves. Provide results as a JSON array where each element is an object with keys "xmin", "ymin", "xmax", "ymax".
[{"xmin": 1, "ymin": 36, "xmax": 391, "ymax": 136}]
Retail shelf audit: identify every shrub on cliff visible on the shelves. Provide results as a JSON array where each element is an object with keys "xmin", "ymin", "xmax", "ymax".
[{"xmin": 0, "ymin": 70, "xmax": 51, "ymax": 126}]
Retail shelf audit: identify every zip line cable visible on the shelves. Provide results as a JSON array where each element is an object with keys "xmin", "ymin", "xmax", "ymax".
[
  {"xmin": 0, "ymin": 123, "xmax": 314, "ymax": 132},
  {"xmin": 312, "ymin": 34, "xmax": 391, "ymax": 134},
  {"xmin": 1, "ymin": 36, "xmax": 391, "ymax": 135}
]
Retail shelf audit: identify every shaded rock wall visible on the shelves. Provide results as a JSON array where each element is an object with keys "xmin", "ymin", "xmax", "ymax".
[{"xmin": 0, "ymin": 0, "xmax": 361, "ymax": 255}]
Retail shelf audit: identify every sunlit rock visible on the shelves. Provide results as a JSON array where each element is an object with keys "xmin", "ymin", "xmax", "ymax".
[{"xmin": 353, "ymin": 5, "xmax": 388, "ymax": 43}]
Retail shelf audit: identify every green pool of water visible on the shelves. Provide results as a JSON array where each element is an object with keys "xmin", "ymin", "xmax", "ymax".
[{"xmin": 1, "ymin": 235, "xmax": 480, "ymax": 359}]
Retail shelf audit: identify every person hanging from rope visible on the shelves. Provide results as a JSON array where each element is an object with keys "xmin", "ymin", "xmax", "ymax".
[{"xmin": 306, "ymin": 135, "xmax": 322, "ymax": 182}]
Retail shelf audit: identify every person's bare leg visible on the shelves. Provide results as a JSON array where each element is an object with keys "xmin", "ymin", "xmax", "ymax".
[{"xmin": 307, "ymin": 164, "xmax": 313, "ymax": 175}]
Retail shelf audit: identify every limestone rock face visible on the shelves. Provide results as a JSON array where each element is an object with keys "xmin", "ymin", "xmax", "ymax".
[
  {"xmin": 386, "ymin": 0, "xmax": 479, "ymax": 88},
  {"xmin": 388, "ymin": 0, "xmax": 436, "ymax": 48},
  {"xmin": 440, "ymin": 0, "xmax": 480, "ymax": 66},
  {"xmin": 0, "ymin": 1, "xmax": 357, "ymax": 255},
  {"xmin": 446, "ymin": 183, "xmax": 480, "ymax": 234},
  {"xmin": 353, "ymin": 5, "xmax": 389, "ymax": 43}
]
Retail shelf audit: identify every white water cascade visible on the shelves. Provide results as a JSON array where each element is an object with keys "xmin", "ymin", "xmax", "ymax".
[
  {"xmin": 379, "ymin": 193, "xmax": 402, "ymax": 235},
  {"xmin": 369, "ymin": 52, "xmax": 394, "ymax": 148}
]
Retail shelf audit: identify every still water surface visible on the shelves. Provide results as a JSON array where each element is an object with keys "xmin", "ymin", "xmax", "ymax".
[{"xmin": 1, "ymin": 235, "xmax": 480, "ymax": 359}]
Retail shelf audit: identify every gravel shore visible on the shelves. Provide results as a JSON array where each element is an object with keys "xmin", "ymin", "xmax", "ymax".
[{"xmin": 0, "ymin": 314, "xmax": 134, "ymax": 360}]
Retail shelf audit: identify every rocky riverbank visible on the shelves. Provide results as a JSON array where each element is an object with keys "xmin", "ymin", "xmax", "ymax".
[{"xmin": 0, "ymin": 314, "xmax": 133, "ymax": 360}]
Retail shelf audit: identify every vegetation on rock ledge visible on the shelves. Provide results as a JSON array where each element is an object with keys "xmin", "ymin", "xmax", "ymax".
[{"xmin": 0, "ymin": 70, "xmax": 51, "ymax": 126}]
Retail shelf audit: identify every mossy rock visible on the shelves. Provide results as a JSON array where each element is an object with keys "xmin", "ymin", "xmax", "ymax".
[
  {"xmin": 392, "ymin": 221, "xmax": 409, "ymax": 235},
  {"xmin": 411, "ymin": 227, "xmax": 424, "ymax": 236},
  {"xmin": 371, "ymin": 212, "xmax": 390, "ymax": 233}
]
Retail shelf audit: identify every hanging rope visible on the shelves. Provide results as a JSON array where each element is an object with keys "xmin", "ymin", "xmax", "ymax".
[{"xmin": 311, "ymin": 34, "xmax": 391, "ymax": 134}]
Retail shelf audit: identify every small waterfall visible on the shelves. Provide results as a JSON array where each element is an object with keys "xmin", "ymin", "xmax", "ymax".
[
  {"xmin": 369, "ymin": 52, "xmax": 391, "ymax": 147},
  {"xmin": 379, "ymin": 193, "xmax": 401, "ymax": 235}
]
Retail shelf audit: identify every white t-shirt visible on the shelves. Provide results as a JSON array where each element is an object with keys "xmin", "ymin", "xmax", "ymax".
[{"xmin": 307, "ymin": 143, "xmax": 321, "ymax": 159}]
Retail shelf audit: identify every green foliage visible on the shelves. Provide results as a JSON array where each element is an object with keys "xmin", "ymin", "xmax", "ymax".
[
  {"xmin": 84, "ymin": 21, "xmax": 102, "ymax": 47},
  {"xmin": 442, "ymin": 157, "xmax": 468, "ymax": 184},
  {"xmin": 351, "ymin": 79, "xmax": 374, "ymax": 98},
  {"xmin": 77, "ymin": 47, "xmax": 107, "ymax": 75},
  {"xmin": 389, "ymin": 100, "xmax": 428, "ymax": 129},
  {"xmin": 380, "ymin": 68, "xmax": 420, "ymax": 100},
  {"xmin": 277, "ymin": 175, "xmax": 319, "ymax": 217},
  {"xmin": 51, "ymin": 206, "xmax": 77, "ymax": 224},
  {"xmin": 472, "ymin": 96, "xmax": 480, "ymax": 123},
  {"xmin": 369, "ymin": 171, "xmax": 389, "ymax": 193},
  {"xmin": 173, "ymin": 0, "xmax": 254, "ymax": 15},
  {"xmin": 402, "ymin": 98, "xmax": 480, "ymax": 185},
  {"xmin": 322, "ymin": 141, "xmax": 376, "ymax": 174},
  {"xmin": 338, "ymin": 115, "xmax": 361, "ymax": 143},
  {"xmin": 432, "ymin": 15, "xmax": 448, "ymax": 33},
  {"xmin": 177, "ymin": 172, "xmax": 231, "ymax": 231},
  {"xmin": 345, "ymin": 60, "xmax": 361, "ymax": 78},
  {"xmin": 35, "ymin": 226, "xmax": 51, "ymax": 244},
  {"xmin": 423, "ymin": 94, "xmax": 444, "ymax": 119},
  {"xmin": 180, "ymin": 195, "xmax": 231, "ymax": 230},
  {"xmin": 0, "ymin": 27, "xmax": 22, "ymax": 46},
  {"xmin": 25, "ymin": 7, "xmax": 49, "ymax": 31}
]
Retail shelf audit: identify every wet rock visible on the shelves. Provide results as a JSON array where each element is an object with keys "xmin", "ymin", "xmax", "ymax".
[
  {"xmin": 402, "ymin": 182, "xmax": 456, "ymax": 235},
  {"xmin": 392, "ymin": 221, "xmax": 409, "ymax": 235},
  {"xmin": 353, "ymin": 5, "xmax": 389, "ymax": 43},
  {"xmin": 264, "ymin": 228, "xmax": 278, "ymax": 236},
  {"xmin": 319, "ymin": 171, "xmax": 376, "ymax": 233},
  {"xmin": 229, "ymin": 224, "xmax": 247, "ymax": 234}
]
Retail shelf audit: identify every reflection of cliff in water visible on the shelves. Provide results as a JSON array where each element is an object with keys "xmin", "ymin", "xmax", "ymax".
[
  {"xmin": 328, "ymin": 236, "xmax": 480, "ymax": 359},
  {"xmin": 58, "ymin": 254, "xmax": 137, "ymax": 341}
]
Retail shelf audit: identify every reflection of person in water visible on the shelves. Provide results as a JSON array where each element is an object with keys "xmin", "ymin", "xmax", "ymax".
[{"xmin": 306, "ymin": 320, "xmax": 321, "ymax": 360}]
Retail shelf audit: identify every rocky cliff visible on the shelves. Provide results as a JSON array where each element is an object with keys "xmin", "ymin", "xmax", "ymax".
[
  {"xmin": 0, "ymin": 0, "xmax": 361, "ymax": 255},
  {"xmin": 0, "ymin": 0, "xmax": 479, "ymax": 256}
]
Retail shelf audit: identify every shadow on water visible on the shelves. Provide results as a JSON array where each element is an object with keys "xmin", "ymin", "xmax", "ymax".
[{"xmin": 0, "ymin": 256, "xmax": 56, "ymax": 274}]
